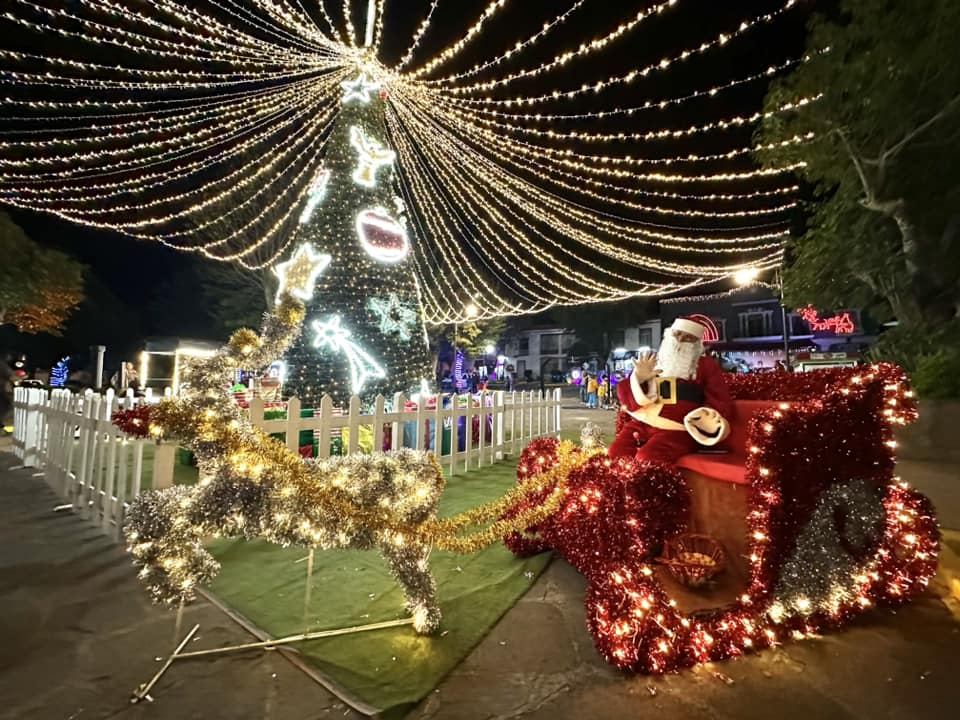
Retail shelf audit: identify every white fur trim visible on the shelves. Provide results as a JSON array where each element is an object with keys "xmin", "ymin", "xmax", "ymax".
[
  {"xmin": 671, "ymin": 318, "xmax": 706, "ymax": 339},
  {"xmin": 683, "ymin": 406, "xmax": 730, "ymax": 446},
  {"xmin": 630, "ymin": 370, "xmax": 658, "ymax": 407}
]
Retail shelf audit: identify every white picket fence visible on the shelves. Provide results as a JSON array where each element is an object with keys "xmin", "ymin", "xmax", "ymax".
[
  {"xmin": 9, "ymin": 386, "xmax": 562, "ymax": 538},
  {"xmin": 10, "ymin": 386, "xmax": 172, "ymax": 539},
  {"xmin": 247, "ymin": 388, "xmax": 563, "ymax": 477}
]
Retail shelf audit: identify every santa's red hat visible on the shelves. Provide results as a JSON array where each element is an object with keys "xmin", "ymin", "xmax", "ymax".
[{"xmin": 670, "ymin": 316, "xmax": 707, "ymax": 339}]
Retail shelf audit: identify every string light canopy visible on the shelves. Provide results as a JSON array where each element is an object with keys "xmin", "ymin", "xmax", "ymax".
[{"xmin": 0, "ymin": 0, "xmax": 814, "ymax": 323}]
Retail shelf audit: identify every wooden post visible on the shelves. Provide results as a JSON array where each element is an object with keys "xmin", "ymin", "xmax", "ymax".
[
  {"xmin": 448, "ymin": 396, "xmax": 458, "ymax": 477},
  {"xmin": 373, "ymin": 395, "xmax": 386, "ymax": 452},
  {"xmin": 554, "ymin": 388, "xmax": 562, "ymax": 438},
  {"xmin": 347, "ymin": 395, "xmax": 361, "ymax": 456},
  {"xmin": 416, "ymin": 392, "xmax": 427, "ymax": 452},
  {"xmin": 392, "ymin": 392, "xmax": 404, "ymax": 450},
  {"xmin": 152, "ymin": 442, "xmax": 176, "ymax": 490},
  {"xmin": 317, "ymin": 395, "xmax": 333, "ymax": 458},
  {"xmin": 283, "ymin": 396, "xmax": 301, "ymax": 454}
]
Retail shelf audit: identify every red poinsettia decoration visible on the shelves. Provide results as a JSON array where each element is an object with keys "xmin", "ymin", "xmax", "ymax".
[{"xmin": 113, "ymin": 405, "xmax": 153, "ymax": 439}]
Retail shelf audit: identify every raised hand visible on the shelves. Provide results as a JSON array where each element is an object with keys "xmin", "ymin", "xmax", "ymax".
[{"xmin": 632, "ymin": 352, "xmax": 659, "ymax": 384}]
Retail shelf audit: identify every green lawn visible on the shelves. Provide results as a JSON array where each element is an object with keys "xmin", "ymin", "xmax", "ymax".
[{"xmin": 206, "ymin": 457, "xmax": 551, "ymax": 717}]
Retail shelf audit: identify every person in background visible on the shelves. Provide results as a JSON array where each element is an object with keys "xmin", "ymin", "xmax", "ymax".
[
  {"xmin": 586, "ymin": 373, "xmax": 599, "ymax": 409},
  {"xmin": 597, "ymin": 373, "xmax": 608, "ymax": 409}
]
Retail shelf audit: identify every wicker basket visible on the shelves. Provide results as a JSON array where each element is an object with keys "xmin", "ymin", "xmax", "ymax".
[{"xmin": 658, "ymin": 534, "xmax": 725, "ymax": 588}]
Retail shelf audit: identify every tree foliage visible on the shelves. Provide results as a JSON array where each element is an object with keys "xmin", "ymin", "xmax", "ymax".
[
  {"xmin": 0, "ymin": 212, "xmax": 84, "ymax": 335},
  {"xmin": 756, "ymin": 0, "xmax": 960, "ymax": 324},
  {"xmin": 428, "ymin": 316, "xmax": 507, "ymax": 358}
]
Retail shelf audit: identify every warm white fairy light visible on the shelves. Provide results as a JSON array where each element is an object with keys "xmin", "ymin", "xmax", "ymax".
[
  {"xmin": 0, "ymin": 0, "xmax": 813, "ymax": 318},
  {"xmin": 419, "ymin": 0, "xmax": 803, "ymax": 103}
]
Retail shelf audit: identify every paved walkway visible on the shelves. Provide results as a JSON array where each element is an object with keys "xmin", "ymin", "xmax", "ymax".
[
  {"xmin": 0, "ymin": 451, "xmax": 361, "ymax": 720},
  {"xmin": 1, "ymin": 410, "xmax": 958, "ymax": 720}
]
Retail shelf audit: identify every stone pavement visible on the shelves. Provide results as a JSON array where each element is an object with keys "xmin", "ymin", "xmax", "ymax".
[
  {"xmin": 1, "ymin": 410, "xmax": 958, "ymax": 720},
  {"xmin": 0, "ymin": 451, "xmax": 362, "ymax": 720}
]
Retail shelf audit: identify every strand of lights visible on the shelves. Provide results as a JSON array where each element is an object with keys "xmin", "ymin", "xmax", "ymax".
[
  {"xmin": 407, "ymin": 110, "xmax": 787, "ymax": 268},
  {"xmin": 96, "ymin": 0, "xmax": 336, "ymax": 61},
  {"xmin": 424, "ymin": 0, "xmax": 594, "ymax": 84},
  {"xmin": 436, "ymin": 95, "xmax": 821, "ymax": 147},
  {"xmin": 2, "ymin": 76, "xmax": 340, "ymax": 198},
  {"xmin": 395, "ymin": 85, "xmax": 807, "ymax": 186},
  {"xmin": 342, "ymin": 0, "xmax": 358, "ymax": 47},
  {"xmin": 400, "ymin": 95, "xmax": 799, "ymax": 219},
  {"xmin": 402, "ymin": 98, "xmax": 790, "ymax": 252},
  {"xmin": 425, "ymin": 0, "xmax": 682, "ymax": 88},
  {"xmin": 11, "ymin": 0, "xmax": 328, "ymax": 67},
  {"xmin": 392, "ymin": 0, "xmax": 440, "ymax": 72},
  {"xmin": 404, "ymin": 0, "xmax": 512, "ymax": 79},
  {"xmin": 311, "ymin": 0, "xmax": 347, "ymax": 44},
  {"xmin": 244, "ymin": 0, "xmax": 342, "ymax": 51},
  {"xmin": 211, "ymin": 0, "xmax": 338, "ymax": 54},
  {"xmin": 8, "ymin": 96, "xmax": 337, "ymax": 224},
  {"xmin": 0, "ymin": 77, "xmax": 323, "ymax": 163},
  {"xmin": 426, "ymin": 0, "xmax": 803, "ymax": 103},
  {"xmin": 372, "ymin": 0, "xmax": 387, "ymax": 50},
  {"xmin": 391, "ymin": 101, "xmax": 783, "ymax": 291},
  {"xmin": 0, "ymin": 84, "xmax": 327, "ymax": 174},
  {"xmin": 396, "ymin": 93, "xmax": 788, "ymax": 280},
  {"xmin": 438, "ymin": 121, "xmax": 798, "ymax": 220},
  {"xmin": 659, "ymin": 282, "xmax": 773, "ymax": 304},
  {"xmin": 4, "ymin": 94, "xmax": 339, "ymax": 264},
  {"xmin": 439, "ymin": 55, "xmax": 811, "ymax": 118}
]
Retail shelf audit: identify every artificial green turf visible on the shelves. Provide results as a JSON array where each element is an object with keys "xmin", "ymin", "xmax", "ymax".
[{"xmin": 206, "ymin": 458, "xmax": 551, "ymax": 717}]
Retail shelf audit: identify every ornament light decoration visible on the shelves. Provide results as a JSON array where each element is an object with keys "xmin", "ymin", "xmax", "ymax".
[
  {"xmin": 340, "ymin": 72, "xmax": 381, "ymax": 105},
  {"xmin": 311, "ymin": 314, "xmax": 387, "ymax": 396},
  {"xmin": 368, "ymin": 293, "xmax": 418, "ymax": 341},
  {"xmin": 272, "ymin": 243, "xmax": 331, "ymax": 303},
  {"xmin": 349, "ymin": 125, "xmax": 396, "ymax": 187}
]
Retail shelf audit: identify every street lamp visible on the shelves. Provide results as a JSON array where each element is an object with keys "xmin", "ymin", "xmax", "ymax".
[{"xmin": 734, "ymin": 266, "xmax": 791, "ymax": 369}]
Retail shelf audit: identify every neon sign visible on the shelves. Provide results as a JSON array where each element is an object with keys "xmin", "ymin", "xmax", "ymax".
[
  {"xmin": 687, "ymin": 314, "xmax": 720, "ymax": 343},
  {"xmin": 798, "ymin": 305, "xmax": 856, "ymax": 334}
]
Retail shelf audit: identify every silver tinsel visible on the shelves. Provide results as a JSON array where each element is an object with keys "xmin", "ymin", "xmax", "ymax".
[
  {"xmin": 580, "ymin": 421, "xmax": 606, "ymax": 450},
  {"xmin": 771, "ymin": 478, "xmax": 886, "ymax": 618},
  {"xmin": 125, "ymin": 294, "xmax": 444, "ymax": 634}
]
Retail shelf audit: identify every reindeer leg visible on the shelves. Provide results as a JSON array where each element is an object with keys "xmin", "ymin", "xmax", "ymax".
[{"xmin": 379, "ymin": 540, "xmax": 441, "ymax": 634}]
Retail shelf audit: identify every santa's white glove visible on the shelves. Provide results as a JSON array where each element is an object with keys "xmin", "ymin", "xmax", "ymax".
[{"xmin": 683, "ymin": 406, "xmax": 730, "ymax": 446}]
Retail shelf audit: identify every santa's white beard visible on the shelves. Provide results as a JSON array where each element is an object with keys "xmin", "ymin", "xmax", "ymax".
[{"xmin": 656, "ymin": 335, "xmax": 703, "ymax": 380}]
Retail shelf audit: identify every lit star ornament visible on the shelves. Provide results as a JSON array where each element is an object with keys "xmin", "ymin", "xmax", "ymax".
[
  {"xmin": 273, "ymin": 244, "xmax": 331, "ymax": 303},
  {"xmin": 312, "ymin": 315, "xmax": 387, "ymax": 395},
  {"xmin": 340, "ymin": 72, "xmax": 381, "ymax": 105},
  {"xmin": 350, "ymin": 125, "xmax": 395, "ymax": 187},
  {"xmin": 368, "ymin": 294, "xmax": 418, "ymax": 341}
]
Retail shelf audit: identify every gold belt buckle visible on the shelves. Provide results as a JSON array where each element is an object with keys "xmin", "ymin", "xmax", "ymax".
[{"xmin": 658, "ymin": 377, "xmax": 677, "ymax": 404}]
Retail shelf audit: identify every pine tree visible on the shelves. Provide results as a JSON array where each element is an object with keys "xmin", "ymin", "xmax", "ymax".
[{"xmin": 279, "ymin": 74, "xmax": 432, "ymax": 408}]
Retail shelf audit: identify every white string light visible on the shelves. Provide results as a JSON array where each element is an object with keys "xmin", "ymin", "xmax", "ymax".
[{"xmin": 0, "ymin": 0, "xmax": 815, "ymax": 320}]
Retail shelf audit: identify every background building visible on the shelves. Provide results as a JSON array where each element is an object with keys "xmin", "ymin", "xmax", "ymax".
[{"xmin": 660, "ymin": 286, "xmax": 877, "ymax": 371}]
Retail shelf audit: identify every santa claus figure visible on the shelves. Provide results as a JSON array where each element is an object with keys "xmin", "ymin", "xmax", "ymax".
[{"xmin": 608, "ymin": 316, "xmax": 733, "ymax": 463}]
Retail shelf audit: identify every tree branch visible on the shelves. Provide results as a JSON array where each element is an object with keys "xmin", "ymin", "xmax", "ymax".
[
  {"xmin": 879, "ymin": 91, "xmax": 960, "ymax": 166},
  {"xmin": 835, "ymin": 128, "xmax": 875, "ymax": 201}
]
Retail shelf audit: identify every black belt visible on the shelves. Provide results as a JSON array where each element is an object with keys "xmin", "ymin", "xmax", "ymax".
[{"xmin": 657, "ymin": 377, "xmax": 704, "ymax": 405}]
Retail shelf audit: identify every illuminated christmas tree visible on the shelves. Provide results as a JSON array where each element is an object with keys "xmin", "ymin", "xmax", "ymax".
[{"xmin": 278, "ymin": 74, "xmax": 431, "ymax": 407}]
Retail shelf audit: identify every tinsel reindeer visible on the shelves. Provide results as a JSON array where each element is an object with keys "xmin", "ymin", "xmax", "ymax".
[
  {"xmin": 118, "ymin": 294, "xmax": 566, "ymax": 634},
  {"xmin": 121, "ymin": 294, "xmax": 446, "ymax": 631}
]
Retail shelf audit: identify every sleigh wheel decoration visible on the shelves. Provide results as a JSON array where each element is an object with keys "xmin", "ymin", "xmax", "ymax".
[{"xmin": 507, "ymin": 364, "xmax": 939, "ymax": 673}]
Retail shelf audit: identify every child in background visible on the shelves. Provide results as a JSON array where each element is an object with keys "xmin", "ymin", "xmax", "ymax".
[{"xmin": 586, "ymin": 374, "xmax": 599, "ymax": 409}]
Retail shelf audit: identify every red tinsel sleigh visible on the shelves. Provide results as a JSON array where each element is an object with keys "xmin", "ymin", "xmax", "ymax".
[{"xmin": 506, "ymin": 364, "xmax": 939, "ymax": 673}]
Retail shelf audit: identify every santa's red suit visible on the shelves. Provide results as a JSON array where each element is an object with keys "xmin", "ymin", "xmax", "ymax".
[{"xmin": 608, "ymin": 319, "xmax": 733, "ymax": 464}]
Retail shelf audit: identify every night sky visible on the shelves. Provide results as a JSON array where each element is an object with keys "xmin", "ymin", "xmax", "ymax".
[{"xmin": 1, "ymin": 0, "xmax": 812, "ymax": 368}]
